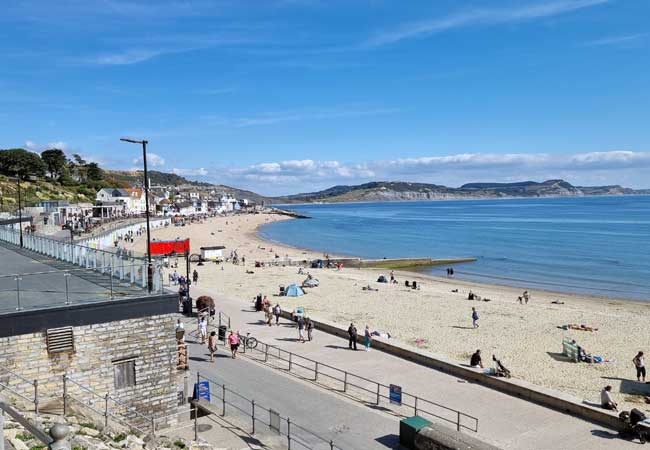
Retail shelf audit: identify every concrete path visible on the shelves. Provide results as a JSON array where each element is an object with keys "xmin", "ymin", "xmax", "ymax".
[
  {"xmin": 182, "ymin": 282, "xmax": 640, "ymax": 450},
  {"xmin": 184, "ymin": 332, "xmax": 401, "ymax": 450}
]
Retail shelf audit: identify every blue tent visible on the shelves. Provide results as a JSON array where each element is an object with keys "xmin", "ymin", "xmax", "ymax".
[{"xmin": 285, "ymin": 284, "xmax": 305, "ymax": 297}]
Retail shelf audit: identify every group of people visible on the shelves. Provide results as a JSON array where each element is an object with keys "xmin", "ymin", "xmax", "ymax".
[
  {"xmin": 469, "ymin": 350, "xmax": 511, "ymax": 378},
  {"xmin": 347, "ymin": 323, "xmax": 372, "ymax": 351},
  {"xmin": 254, "ymin": 293, "xmax": 283, "ymax": 326}
]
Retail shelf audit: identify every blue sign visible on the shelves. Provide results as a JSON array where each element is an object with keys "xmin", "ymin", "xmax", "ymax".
[
  {"xmin": 194, "ymin": 381, "xmax": 211, "ymax": 402},
  {"xmin": 389, "ymin": 384, "xmax": 402, "ymax": 406}
]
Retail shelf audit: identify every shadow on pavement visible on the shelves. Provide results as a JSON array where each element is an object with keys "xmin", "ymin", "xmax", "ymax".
[{"xmin": 375, "ymin": 433, "xmax": 405, "ymax": 449}]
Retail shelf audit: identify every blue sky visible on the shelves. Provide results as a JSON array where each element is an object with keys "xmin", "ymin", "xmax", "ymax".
[{"xmin": 1, "ymin": 0, "xmax": 649, "ymax": 195}]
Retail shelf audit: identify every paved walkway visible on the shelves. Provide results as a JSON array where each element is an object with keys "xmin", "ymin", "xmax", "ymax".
[{"xmin": 183, "ymin": 282, "xmax": 639, "ymax": 450}]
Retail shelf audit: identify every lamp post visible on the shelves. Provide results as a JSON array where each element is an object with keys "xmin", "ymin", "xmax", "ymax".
[
  {"xmin": 17, "ymin": 176, "xmax": 23, "ymax": 248},
  {"xmin": 120, "ymin": 138, "xmax": 153, "ymax": 291}
]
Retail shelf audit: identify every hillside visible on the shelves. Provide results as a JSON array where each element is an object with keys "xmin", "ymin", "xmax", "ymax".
[
  {"xmin": 285, "ymin": 180, "xmax": 649, "ymax": 203},
  {"xmin": 105, "ymin": 170, "xmax": 211, "ymax": 187},
  {"xmin": 0, "ymin": 174, "xmax": 96, "ymax": 206}
]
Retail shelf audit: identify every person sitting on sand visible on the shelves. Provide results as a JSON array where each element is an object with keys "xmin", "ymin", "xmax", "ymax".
[
  {"xmin": 468, "ymin": 290, "xmax": 475, "ymax": 300},
  {"xmin": 470, "ymin": 350, "xmax": 484, "ymax": 368},
  {"xmin": 298, "ymin": 267, "xmax": 304, "ymax": 275},
  {"xmin": 601, "ymin": 385, "xmax": 618, "ymax": 411},
  {"xmin": 492, "ymin": 355, "xmax": 511, "ymax": 378}
]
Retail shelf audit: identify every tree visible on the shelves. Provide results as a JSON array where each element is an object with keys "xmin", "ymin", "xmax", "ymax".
[
  {"xmin": 0, "ymin": 148, "xmax": 46, "ymax": 179},
  {"xmin": 41, "ymin": 149, "xmax": 67, "ymax": 179},
  {"xmin": 85, "ymin": 162, "xmax": 104, "ymax": 181}
]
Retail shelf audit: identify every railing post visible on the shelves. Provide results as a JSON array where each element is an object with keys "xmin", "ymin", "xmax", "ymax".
[
  {"xmin": 376, "ymin": 384, "xmax": 380, "ymax": 406},
  {"xmin": 330, "ymin": 440, "xmax": 334, "ymax": 450},
  {"xmin": 343, "ymin": 372, "xmax": 348, "ymax": 393},
  {"xmin": 414, "ymin": 396, "xmax": 418, "ymax": 417},
  {"xmin": 14, "ymin": 277, "xmax": 22, "ymax": 311},
  {"xmin": 64, "ymin": 272, "xmax": 71, "ymax": 305},
  {"xmin": 33, "ymin": 379, "xmax": 39, "ymax": 416},
  {"xmin": 457, "ymin": 411, "xmax": 461, "ymax": 432},
  {"xmin": 288, "ymin": 353, "xmax": 292, "ymax": 372},
  {"xmin": 151, "ymin": 416, "xmax": 156, "ymax": 437},
  {"xmin": 251, "ymin": 400, "xmax": 255, "ymax": 434},
  {"xmin": 109, "ymin": 264, "xmax": 114, "ymax": 299},
  {"xmin": 287, "ymin": 417, "xmax": 291, "ymax": 450},
  {"xmin": 62, "ymin": 374, "xmax": 67, "ymax": 416},
  {"xmin": 1, "ymin": 406, "xmax": 4, "ymax": 450},
  {"xmin": 48, "ymin": 423, "xmax": 71, "ymax": 450},
  {"xmin": 264, "ymin": 344, "xmax": 269, "ymax": 363},
  {"xmin": 104, "ymin": 393, "xmax": 109, "ymax": 429},
  {"xmin": 222, "ymin": 384, "xmax": 226, "ymax": 416},
  {"xmin": 315, "ymin": 362, "xmax": 319, "ymax": 381},
  {"xmin": 194, "ymin": 401, "xmax": 198, "ymax": 441}
]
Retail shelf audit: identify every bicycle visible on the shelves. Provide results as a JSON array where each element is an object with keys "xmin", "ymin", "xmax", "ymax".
[{"xmin": 238, "ymin": 332, "xmax": 258, "ymax": 350}]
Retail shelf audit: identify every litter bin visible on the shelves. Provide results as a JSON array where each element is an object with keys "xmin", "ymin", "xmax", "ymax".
[
  {"xmin": 182, "ymin": 297, "xmax": 193, "ymax": 316},
  {"xmin": 218, "ymin": 325, "xmax": 227, "ymax": 342},
  {"xmin": 400, "ymin": 416, "xmax": 432, "ymax": 449}
]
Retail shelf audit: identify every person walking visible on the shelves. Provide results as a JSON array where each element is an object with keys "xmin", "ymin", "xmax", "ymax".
[
  {"xmin": 523, "ymin": 290, "xmax": 530, "ymax": 304},
  {"xmin": 198, "ymin": 316, "xmax": 208, "ymax": 344},
  {"xmin": 266, "ymin": 307, "xmax": 273, "ymax": 327},
  {"xmin": 273, "ymin": 303, "xmax": 282, "ymax": 325},
  {"xmin": 228, "ymin": 330, "xmax": 240, "ymax": 359},
  {"xmin": 307, "ymin": 318, "xmax": 314, "ymax": 341},
  {"xmin": 472, "ymin": 307, "xmax": 479, "ymax": 328},
  {"xmin": 633, "ymin": 351, "xmax": 646, "ymax": 382},
  {"xmin": 208, "ymin": 331, "xmax": 217, "ymax": 363},
  {"xmin": 364, "ymin": 325, "xmax": 372, "ymax": 352},
  {"xmin": 298, "ymin": 316, "xmax": 306, "ymax": 343},
  {"xmin": 348, "ymin": 323, "xmax": 358, "ymax": 350},
  {"xmin": 193, "ymin": 269, "xmax": 199, "ymax": 285}
]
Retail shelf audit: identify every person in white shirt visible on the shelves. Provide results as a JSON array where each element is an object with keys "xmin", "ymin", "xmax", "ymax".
[
  {"xmin": 199, "ymin": 317, "xmax": 208, "ymax": 344},
  {"xmin": 601, "ymin": 385, "xmax": 618, "ymax": 411}
]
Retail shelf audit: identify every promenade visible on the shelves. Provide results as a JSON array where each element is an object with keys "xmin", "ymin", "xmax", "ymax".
[{"xmin": 184, "ymin": 281, "xmax": 638, "ymax": 450}]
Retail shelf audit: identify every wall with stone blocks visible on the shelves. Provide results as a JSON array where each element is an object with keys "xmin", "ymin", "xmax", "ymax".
[{"xmin": 0, "ymin": 313, "xmax": 181, "ymax": 425}]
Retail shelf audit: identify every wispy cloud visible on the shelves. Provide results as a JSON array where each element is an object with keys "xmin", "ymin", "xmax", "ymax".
[
  {"xmin": 366, "ymin": 0, "xmax": 609, "ymax": 47},
  {"xmin": 581, "ymin": 33, "xmax": 648, "ymax": 47},
  {"xmin": 24, "ymin": 140, "xmax": 68, "ymax": 151},
  {"xmin": 133, "ymin": 152, "xmax": 165, "ymax": 167},
  {"xmin": 203, "ymin": 107, "xmax": 401, "ymax": 127},
  {"xmin": 173, "ymin": 167, "xmax": 208, "ymax": 177}
]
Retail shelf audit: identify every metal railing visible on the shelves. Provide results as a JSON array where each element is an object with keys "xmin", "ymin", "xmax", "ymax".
[
  {"xmin": 0, "ymin": 263, "xmax": 164, "ymax": 313},
  {"xmin": 196, "ymin": 372, "xmax": 344, "ymax": 450},
  {"xmin": 234, "ymin": 334, "xmax": 478, "ymax": 433},
  {"xmin": 1, "ymin": 400, "xmax": 71, "ymax": 450}
]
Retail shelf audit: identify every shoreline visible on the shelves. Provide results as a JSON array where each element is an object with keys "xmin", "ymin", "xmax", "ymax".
[{"xmin": 255, "ymin": 215, "xmax": 646, "ymax": 306}]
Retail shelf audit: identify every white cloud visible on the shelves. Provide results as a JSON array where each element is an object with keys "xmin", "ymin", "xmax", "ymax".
[
  {"xmin": 367, "ymin": 0, "xmax": 609, "ymax": 47},
  {"xmin": 173, "ymin": 167, "xmax": 208, "ymax": 176},
  {"xmin": 24, "ymin": 140, "xmax": 68, "ymax": 152},
  {"xmin": 204, "ymin": 107, "xmax": 400, "ymax": 127},
  {"xmin": 582, "ymin": 33, "xmax": 648, "ymax": 47},
  {"xmin": 208, "ymin": 150, "xmax": 650, "ymax": 195},
  {"xmin": 133, "ymin": 152, "xmax": 165, "ymax": 167}
]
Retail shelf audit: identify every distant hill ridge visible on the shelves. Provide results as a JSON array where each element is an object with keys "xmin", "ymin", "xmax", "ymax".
[{"xmin": 285, "ymin": 179, "xmax": 649, "ymax": 203}]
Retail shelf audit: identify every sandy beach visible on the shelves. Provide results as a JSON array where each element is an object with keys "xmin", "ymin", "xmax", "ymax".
[{"xmin": 124, "ymin": 212, "xmax": 650, "ymax": 412}]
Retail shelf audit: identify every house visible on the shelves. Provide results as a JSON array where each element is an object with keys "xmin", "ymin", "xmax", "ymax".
[
  {"xmin": 125, "ymin": 188, "xmax": 147, "ymax": 213},
  {"xmin": 175, "ymin": 202, "xmax": 196, "ymax": 216},
  {"xmin": 96, "ymin": 188, "xmax": 130, "ymax": 205}
]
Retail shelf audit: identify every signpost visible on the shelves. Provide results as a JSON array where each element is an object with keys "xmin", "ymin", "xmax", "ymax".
[
  {"xmin": 194, "ymin": 381, "xmax": 211, "ymax": 402},
  {"xmin": 389, "ymin": 384, "xmax": 402, "ymax": 406}
]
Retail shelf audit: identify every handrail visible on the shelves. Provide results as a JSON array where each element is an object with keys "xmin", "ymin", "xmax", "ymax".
[
  {"xmin": 197, "ymin": 373, "xmax": 344, "ymax": 450},
  {"xmin": 228, "ymin": 326, "xmax": 479, "ymax": 433}
]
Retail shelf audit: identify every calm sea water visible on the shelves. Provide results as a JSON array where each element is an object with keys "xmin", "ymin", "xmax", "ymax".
[{"xmin": 259, "ymin": 196, "xmax": 650, "ymax": 300}]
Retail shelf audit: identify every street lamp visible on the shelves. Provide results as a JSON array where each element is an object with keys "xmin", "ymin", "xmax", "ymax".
[
  {"xmin": 120, "ymin": 137, "xmax": 153, "ymax": 291},
  {"xmin": 16, "ymin": 176, "xmax": 23, "ymax": 248}
]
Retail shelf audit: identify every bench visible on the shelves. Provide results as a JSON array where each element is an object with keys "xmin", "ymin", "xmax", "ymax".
[{"xmin": 562, "ymin": 338, "xmax": 579, "ymax": 362}]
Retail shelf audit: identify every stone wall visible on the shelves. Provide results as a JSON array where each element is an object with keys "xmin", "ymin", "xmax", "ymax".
[{"xmin": 0, "ymin": 313, "xmax": 181, "ymax": 426}]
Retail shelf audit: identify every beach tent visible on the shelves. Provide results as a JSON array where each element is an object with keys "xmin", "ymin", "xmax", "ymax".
[{"xmin": 285, "ymin": 284, "xmax": 306, "ymax": 297}]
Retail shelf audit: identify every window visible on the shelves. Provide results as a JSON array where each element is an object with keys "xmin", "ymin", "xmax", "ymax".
[{"xmin": 113, "ymin": 358, "xmax": 136, "ymax": 389}]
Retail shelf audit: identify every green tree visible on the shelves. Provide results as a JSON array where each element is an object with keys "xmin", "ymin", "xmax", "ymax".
[
  {"xmin": 85, "ymin": 162, "xmax": 104, "ymax": 181},
  {"xmin": 0, "ymin": 148, "xmax": 46, "ymax": 178},
  {"xmin": 41, "ymin": 148, "xmax": 67, "ymax": 179}
]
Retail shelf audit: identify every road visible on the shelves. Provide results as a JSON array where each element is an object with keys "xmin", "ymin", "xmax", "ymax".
[{"xmin": 184, "ymin": 333, "xmax": 400, "ymax": 450}]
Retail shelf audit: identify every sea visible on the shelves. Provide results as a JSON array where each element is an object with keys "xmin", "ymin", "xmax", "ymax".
[{"xmin": 259, "ymin": 196, "xmax": 650, "ymax": 300}]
